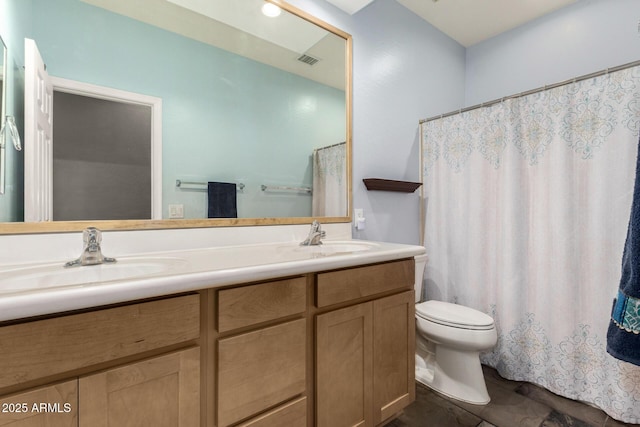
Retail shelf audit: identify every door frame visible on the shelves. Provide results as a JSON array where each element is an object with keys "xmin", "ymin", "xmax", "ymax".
[{"xmin": 50, "ymin": 76, "xmax": 163, "ymax": 220}]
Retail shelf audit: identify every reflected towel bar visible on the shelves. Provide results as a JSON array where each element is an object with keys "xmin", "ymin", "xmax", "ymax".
[
  {"xmin": 176, "ymin": 179, "xmax": 245, "ymax": 191},
  {"xmin": 261, "ymin": 184, "xmax": 311, "ymax": 194}
]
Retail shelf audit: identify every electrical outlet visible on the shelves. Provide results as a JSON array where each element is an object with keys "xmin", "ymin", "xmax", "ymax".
[
  {"xmin": 354, "ymin": 208, "xmax": 365, "ymax": 230},
  {"xmin": 169, "ymin": 204, "xmax": 184, "ymax": 219}
]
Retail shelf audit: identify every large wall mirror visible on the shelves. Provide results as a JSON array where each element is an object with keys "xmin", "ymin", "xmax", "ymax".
[{"xmin": 0, "ymin": 0, "xmax": 352, "ymax": 234}]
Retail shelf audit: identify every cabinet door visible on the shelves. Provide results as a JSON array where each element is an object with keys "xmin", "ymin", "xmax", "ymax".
[
  {"xmin": 316, "ymin": 302, "xmax": 373, "ymax": 427},
  {"xmin": 373, "ymin": 291, "xmax": 415, "ymax": 424},
  {"xmin": 0, "ymin": 380, "xmax": 77, "ymax": 427},
  {"xmin": 218, "ymin": 319, "xmax": 306, "ymax": 427},
  {"xmin": 78, "ymin": 347, "xmax": 200, "ymax": 427}
]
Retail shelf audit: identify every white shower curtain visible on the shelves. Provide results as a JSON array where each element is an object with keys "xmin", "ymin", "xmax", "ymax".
[
  {"xmin": 421, "ymin": 66, "xmax": 640, "ymax": 423},
  {"xmin": 312, "ymin": 142, "xmax": 347, "ymax": 217}
]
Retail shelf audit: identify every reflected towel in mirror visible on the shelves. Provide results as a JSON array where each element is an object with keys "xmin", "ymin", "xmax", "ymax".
[{"xmin": 207, "ymin": 182, "xmax": 237, "ymax": 218}]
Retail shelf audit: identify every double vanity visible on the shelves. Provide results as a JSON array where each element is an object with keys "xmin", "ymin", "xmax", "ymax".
[
  {"xmin": 0, "ymin": 0, "xmax": 425, "ymax": 424},
  {"xmin": 0, "ymin": 232, "xmax": 425, "ymax": 427}
]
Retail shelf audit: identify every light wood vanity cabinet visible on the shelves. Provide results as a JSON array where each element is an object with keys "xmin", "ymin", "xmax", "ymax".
[
  {"xmin": 372, "ymin": 291, "xmax": 416, "ymax": 424},
  {"xmin": 315, "ymin": 259, "xmax": 415, "ymax": 427},
  {"xmin": 217, "ymin": 277, "xmax": 306, "ymax": 333},
  {"xmin": 215, "ymin": 277, "xmax": 308, "ymax": 427},
  {"xmin": 316, "ymin": 302, "xmax": 372, "ymax": 427},
  {"xmin": 0, "ymin": 380, "xmax": 77, "ymax": 427},
  {"xmin": 0, "ymin": 258, "xmax": 416, "ymax": 427},
  {"xmin": 213, "ymin": 259, "xmax": 415, "ymax": 427},
  {"xmin": 0, "ymin": 294, "xmax": 201, "ymax": 427},
  {"xmin": 0, "ymin": 349, "xmax": 201, "ymax": 427},
  {"xmin": 79, "ymin": 347, "xmax": 200, "ymax": 427}
]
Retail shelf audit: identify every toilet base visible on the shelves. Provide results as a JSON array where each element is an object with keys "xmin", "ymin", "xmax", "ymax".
[{"xmin": 415, "ymin": 345, "xmax": 491, "ymax": 405}]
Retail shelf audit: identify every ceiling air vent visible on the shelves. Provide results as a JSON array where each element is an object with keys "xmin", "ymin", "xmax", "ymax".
[{"xmin": 297, "ymin": 54, "xmax": 320, "ymax": 66}]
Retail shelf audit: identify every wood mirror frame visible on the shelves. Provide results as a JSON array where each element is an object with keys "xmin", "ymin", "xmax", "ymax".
[{"xmin": 0, "ymin": 0, "xmax": 352, "ymax": 235}]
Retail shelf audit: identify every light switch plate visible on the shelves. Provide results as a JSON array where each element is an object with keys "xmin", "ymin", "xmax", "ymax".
[{"xmin": 169, "ymin": 204, "xmax": 184, "ymax": 219}]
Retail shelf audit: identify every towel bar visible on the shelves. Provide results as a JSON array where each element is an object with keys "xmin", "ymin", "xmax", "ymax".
[
  {"xmin": 176, "ymin": 179, "xmax": 245, "ymax": 191},
  {"xmin": 260, "ymin": 185, "xmax": 311, "ymax": 194}
]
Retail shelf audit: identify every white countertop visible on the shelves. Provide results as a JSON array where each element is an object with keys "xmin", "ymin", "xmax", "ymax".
[{"xmin": 0, "ymin": 239, "xmax": 425, "ymax": 322}]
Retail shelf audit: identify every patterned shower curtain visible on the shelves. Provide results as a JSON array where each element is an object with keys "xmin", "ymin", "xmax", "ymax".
[
  {"xmin": 420, "ymin": 66, "xmax": 640, "ymax": 423},
  {"xmin": 312, "ymin": 142, "xmax": 347, "ymax": 217}
]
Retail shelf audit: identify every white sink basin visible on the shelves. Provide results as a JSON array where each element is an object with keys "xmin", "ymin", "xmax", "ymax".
[
  {"xmin": 286, "ymin": 240, "xmax": 380, "ymax": 256},
  {"xmin": 0, "ymin": 257, "xmax": 187, "ymax": 293}
]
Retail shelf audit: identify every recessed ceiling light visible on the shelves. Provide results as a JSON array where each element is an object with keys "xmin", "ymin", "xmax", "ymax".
[{"xmin": 262, "ymin": 3, "xmax": 282, "ymax": 17}]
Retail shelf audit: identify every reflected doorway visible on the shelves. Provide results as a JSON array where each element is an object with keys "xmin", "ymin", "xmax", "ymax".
[
  {"xmin": 53, "ymin": 92, "xmax": 152, "ymax": 220},
  {"xmin": 50, "ymin": 77, "xmax": 162, "ymax": 221}
]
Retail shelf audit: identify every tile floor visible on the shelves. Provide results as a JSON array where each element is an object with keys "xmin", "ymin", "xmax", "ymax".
[{"xmin": 384, "ymin": 366, "xmax": 638, "ymax": 427}]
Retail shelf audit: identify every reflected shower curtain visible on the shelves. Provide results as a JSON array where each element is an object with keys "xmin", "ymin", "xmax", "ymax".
[
  {"xmin": 312, "ymin": 142, "xmax": 346, "ymax": 217},
  {"xmin": 421, "ymin": 66, "xmax": 640, "ymax": 423}
]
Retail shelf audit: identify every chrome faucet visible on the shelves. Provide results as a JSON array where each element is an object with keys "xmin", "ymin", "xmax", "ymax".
[
  {"xmin": 301, "ymin": 220, "xmax": 326, "ymax": 246},
  {"xmin": 65, "ymin": 227, "xmax": 117, "ymax": 267}
]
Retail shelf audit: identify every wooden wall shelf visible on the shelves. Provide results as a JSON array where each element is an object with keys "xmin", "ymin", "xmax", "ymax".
[{"xmin": 363, "ymin": 179, "xmax": 422, "ymax": 193}]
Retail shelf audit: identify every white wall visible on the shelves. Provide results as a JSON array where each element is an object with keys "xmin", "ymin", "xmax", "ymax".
[{"xmin": 465, "ymin": 0, "xmax": 640, "ymax": 106}]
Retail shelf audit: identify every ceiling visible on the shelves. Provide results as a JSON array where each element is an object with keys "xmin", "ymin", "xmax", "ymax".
[
  {"xmin": 82, "ymin": 0, "xmax": 346, "ymax": 89},
  {"xmin": 325, "ymin": 0, "xmax": 578, "ymax": 47}
]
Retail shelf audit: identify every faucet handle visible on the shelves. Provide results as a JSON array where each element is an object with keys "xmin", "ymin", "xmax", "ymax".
[
  {"xmin": 83, "ymin": 227, "xmax": 102, "ymax": 252},
  {"xmin": 300, "ymin": 220, "xmax": 325, "ymax": 246},
  {"xmin": 83, "ymin": 227, "xmax": 101, "ymax": 242},
  {"xmin": 313, "ymin": 221, "xmax": 325, "ymax": 238}
]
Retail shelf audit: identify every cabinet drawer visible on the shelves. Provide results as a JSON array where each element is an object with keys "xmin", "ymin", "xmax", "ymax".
[
  {"xmin": 316, "ymin": 259, "xmax": 414, "ymax": 307},
  {"xmin": 0, "ymin": 294, "xmax": 200, "ymax": 390},
  {"xmin": 218, "ymin": 318, "xmax": 306, "ymax": 427},
  {"xmin": 237, "ymin": 397, "xmax": 307, "ymax": 427},
  {"xmin": 218, "ymin": 277, "xmax": 306, "ymax": 333}
]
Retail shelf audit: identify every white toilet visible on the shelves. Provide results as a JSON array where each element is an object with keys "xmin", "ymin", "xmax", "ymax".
[{"xmin": 413, "ymin": 254, "xmax": 497, "ymax": 405}]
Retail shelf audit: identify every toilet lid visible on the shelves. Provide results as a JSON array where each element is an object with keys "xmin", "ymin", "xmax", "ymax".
[{"xmin": 416, "ymin": 300, "xmax": 494, "ymax": 330}]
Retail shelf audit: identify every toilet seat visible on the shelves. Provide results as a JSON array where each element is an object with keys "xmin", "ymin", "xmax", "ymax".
[{"xmin": 416, "ymin": 301, "xmax": 494, "ymax": 330}]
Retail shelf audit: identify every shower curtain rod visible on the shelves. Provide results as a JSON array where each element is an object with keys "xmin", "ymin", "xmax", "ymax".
[
  {"xmin": 314, "ymin": 141, "xmax": 346, "ymax": 152},
  {"xmin": 419, "ymin": 59, "xmax": 640, "ymax": 124}
]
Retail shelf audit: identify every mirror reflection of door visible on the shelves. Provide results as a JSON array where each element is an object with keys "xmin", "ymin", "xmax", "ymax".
[{"xmin": 53, "ymin": 92, "xmax": 152, "ymax": 221}]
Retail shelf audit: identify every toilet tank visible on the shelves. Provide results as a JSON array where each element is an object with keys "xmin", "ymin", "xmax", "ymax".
[{"xmin": 414, "ymin": 254, "xmax": 428, "ymax": 303}]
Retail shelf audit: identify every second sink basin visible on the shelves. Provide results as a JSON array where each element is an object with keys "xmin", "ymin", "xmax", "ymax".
[
  {"xmin": 0, "ymin": 257, "xmax": 187, "ymax": 293},
  {"xmin": 289, "ymin": 240, "xmax": 380, "ymax": 256}
]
